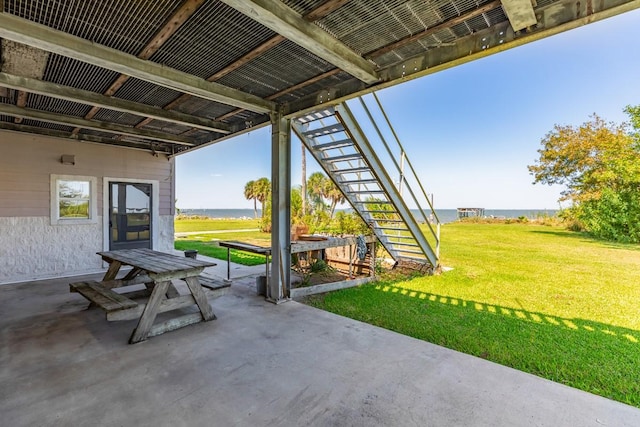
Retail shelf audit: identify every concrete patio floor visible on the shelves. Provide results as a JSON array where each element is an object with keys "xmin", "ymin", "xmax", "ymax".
[{"xmin": 1, "ymin": 267, "xmax": 639, "ymax": 426}]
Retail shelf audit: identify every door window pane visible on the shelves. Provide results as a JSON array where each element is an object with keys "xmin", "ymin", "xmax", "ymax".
[{"xmin": 110, "ymin": 182, "xmax": 152, "ymax": 249}]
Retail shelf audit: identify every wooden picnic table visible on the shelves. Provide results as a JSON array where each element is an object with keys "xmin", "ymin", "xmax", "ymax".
[{"xmin": 70, "ymin": 248, "xmax": 227, "ymax": 344}]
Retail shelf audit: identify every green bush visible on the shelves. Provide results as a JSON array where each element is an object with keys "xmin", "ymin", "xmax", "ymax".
[{"xmin": 579, "ymin": 187, "xmax": 640, "ymax": 243}]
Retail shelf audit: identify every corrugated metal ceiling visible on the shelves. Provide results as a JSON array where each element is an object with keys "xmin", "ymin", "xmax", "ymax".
[{"xmin": 0, "ymin": 0, "xmax": 607, "ymax": 155}]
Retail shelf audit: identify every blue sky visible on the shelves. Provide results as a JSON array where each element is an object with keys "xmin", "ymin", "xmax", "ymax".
[{"xmin": 176, "ymin": 9, "xmax": 640, "ymax": 210}]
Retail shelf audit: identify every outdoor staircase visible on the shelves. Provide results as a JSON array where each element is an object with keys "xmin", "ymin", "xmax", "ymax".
[{"xmin": 292, "ymin": 94, "xmax": 440, "ymax": 270}]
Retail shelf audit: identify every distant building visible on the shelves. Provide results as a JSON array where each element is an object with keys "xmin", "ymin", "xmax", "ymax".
[{"xmin": 457, "ymin": 208, "xmax": 485, "ymax": 219}]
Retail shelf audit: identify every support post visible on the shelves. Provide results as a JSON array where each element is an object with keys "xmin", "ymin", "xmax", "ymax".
[{"xmin": 268, "ymin": 111, "xmax": 291, "ymax": 303}]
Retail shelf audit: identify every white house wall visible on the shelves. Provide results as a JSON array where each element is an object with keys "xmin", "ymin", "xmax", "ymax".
[{"xmin": 0, "ymin": 130, "xmax": 175, "ymax": 284}]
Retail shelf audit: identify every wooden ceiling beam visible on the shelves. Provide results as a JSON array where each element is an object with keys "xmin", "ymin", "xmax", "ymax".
[
  {"xmin": 137, "ymin": 0, "xmax": 349, "ymax": 128},
  {"xmin": 214, "ymin": 69, "xmax": 341, "ymax": 123},
  {"xmin": 220, "ymin": 0, "xmax": 378, "ymax": 84},
  {"xmin": 0, "ymin": 103, "xmax": 196, "ymax": 146},
  {"xmin": 0, "ymin": 122, "xmax": 171, "ymax": 154},
  {"xmin": 0, "ymin": 72, "xmax": 231, "ymax": 134},
  {"xmin": 82, "ymin": 0, "xmax": 207, "ymax": 123},
  {"xmin": 303, "ymin": 0, "xmax": 351, "ymax": 21},
  {"xmin": 364, "ymin": 0, "xmax": 503, "ymax": 59}
]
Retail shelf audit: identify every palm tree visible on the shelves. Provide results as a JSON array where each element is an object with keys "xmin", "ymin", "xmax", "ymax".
[
  {"xmin": 301, "ymin": 143, "xmax": 307, "ymax": 216},
  {"xmin": 244, "ymin": 180, "xmax": 257, "ymax": 218},
  {"xmin": 307, "ymin": 172, "xmax": 327, "ymax": 212},
  {"xmin": 324, "ymin": 179, "xmax": 345, "ymax": 218},
  {"xmin": 254, "ymin": 177, "xmax": 271, "ymax": 219}
]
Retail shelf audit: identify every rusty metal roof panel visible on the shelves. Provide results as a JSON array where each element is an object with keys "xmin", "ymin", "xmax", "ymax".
[
  {"xmin": 215, "ymin": 40, "xmax": 336, "ymax": 99},
  {"xmin": 91, "ymin": 109, "xmax": 142, "ymax": 127},
  {"xmin": 26, "ymin": 94, "xmax": 92, "ymax": 117},
  {"xmin": 42, "ymin": 55, "xmax": 120, "ymax": 93},
  {"xmin": 175, "ymin": 98, "xmax": 238, "ymax": 121},
  {"xmin": 318, "ymin": 0, "xmax": 501, "ymax": 57},
  {"xmin": 149, "ymin": 1, "xmax": 277, "ymax": 79},
  {"xmin": 4, "ymin": 0, "xmax": 183, "ymax": 54},
  {"xmin": 282, "ymin": 0, "xmax": 329, "ymax": 15},
  {"xmin": 21, "ymin": 119, "xmax": 74, "ymax": 132},
  {"xmin": 111, "ymin": 78, "xmax": 183, "ymax": 109},
  {"xmin": 269, "ymin": 71, "xmax": 353, "ymax": 103},
  {"xmin": 141, "ymin": 120, "xmax": 193, "ymax": 136}
]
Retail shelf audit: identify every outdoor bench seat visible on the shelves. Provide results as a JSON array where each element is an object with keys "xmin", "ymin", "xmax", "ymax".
[
  {"xmin": 70, "ymin": 280, "xmax": 137, "ymax": 313},
  {"xmin": 188, "ymin": 275, "xmax": 231, "ymax": 298}
]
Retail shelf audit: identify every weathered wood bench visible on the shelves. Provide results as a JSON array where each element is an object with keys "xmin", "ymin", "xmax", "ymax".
[
  {"xmin": 195, "ymin": 275, "xmax": 232, "ymax": 297},
  {"xmin": 70, "ymin": 276, "xmax": 231, "ymax": 322},
  {"xmin": 70, "ymin": 280, "xmax": 138, "ymax": 313}
]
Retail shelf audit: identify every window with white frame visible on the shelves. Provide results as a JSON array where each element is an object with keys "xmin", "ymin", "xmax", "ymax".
[{"xmin": 51, "ymin": 175, "xmax": 98, "ymax": 225}]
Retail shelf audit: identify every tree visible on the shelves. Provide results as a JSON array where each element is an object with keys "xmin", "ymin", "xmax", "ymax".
[
  {"xmin": 244, "ymin": 180, "xmax": 257, "ymax": 218},
  {"xmin": 323, "ymin": 178, "xmax": 345, "ymax": 218},
  {"xmin": 528, "ymin": 108, "xmax": 640, "ymax": 242},
  {"xmin": 254, "ymin": 177, "xmax": 271, "ymax": 220},
  {"xmin": 301, "ymin": 143, "xmax": 307, "ymax": 216},
  {"xmin": 307, "ymin": 172, "xmax": 327, "ymax": 211},
  {"xmin": 306, "ymin": 172, "xmax": 346, "ymax": 218}
]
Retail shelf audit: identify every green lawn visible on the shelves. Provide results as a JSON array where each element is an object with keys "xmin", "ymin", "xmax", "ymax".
[
  {"xmin": 305, "ymin": 223, "xmax": 640, "ymax": 407},
  {"xmin": 174, "ymin": 240, "xmax": 266, "ymax": 266},
  {"xmin": 174, "ymin": 218, "xmax": 269, "ymax": 265},
  {"xmin": 175, "ymin": 217, "xmax": 261, "ymax": 233}
]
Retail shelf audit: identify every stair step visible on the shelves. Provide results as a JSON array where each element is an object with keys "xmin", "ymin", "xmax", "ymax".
[
  {"xmin": 324, "ymin": 153, "xmax": 362, "ymax": 162},
  {"xmin": 296, "ymin": 109, "xmax": 335, "ymax": 124},
  {"xmin": 357, "ymin": 200, "xmax": 391, "ymax": 204},
  {"xmin": 336, "ymin": 166, "xmax": 372, "ymax": 174},
  {"xmin": 381, "ymin": 235, "xmax": 417, "ymax": 240},
  {"xmin": 340, "ymin": 178, "xmax": 379, "ymax": 185},
  {"xmin": 397, "ymin": 255, "xmax": 430, "ymax": 264},
  {"xmin": 362, "ymin": 210, "xmax": 399, "ymax": 214},
  {"xmin": 348, "ymin": 190, "xmax": 386, "ymax": 194},
  {"xmin": 367, "ymin": 216, "xmax": 402, "ymax": 222},
  {"xmin": 314, "ymin": 139, "xmax": 354, "ymax": 151},
  {"xmin": 303, "ymin": 123, "xmax": 344, "ymax": 137},
  {"xmin": 388, "ymin": 241, "xmax": 420, "ymax": 248},
  {"xmin": 374, "ymin": 226, "xmax": 410, "ymax": 232},
  {"xmin": 394, "ymin": 249, "xmax": 426, "ymax": 256}
]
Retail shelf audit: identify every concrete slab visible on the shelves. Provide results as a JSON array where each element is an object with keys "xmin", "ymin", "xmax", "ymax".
[{"xmin": 1, "ymin": 275, "xmax": 639, "ymax": 426}]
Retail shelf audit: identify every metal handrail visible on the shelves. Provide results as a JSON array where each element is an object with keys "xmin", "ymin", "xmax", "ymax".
[{"xmin": 355, "ymin": 94, "xmax": 440, "ymax": 253}]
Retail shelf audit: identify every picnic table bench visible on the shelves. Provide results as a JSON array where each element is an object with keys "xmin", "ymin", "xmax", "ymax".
[{"xmin": 70, "ymin": 248, "xmax": 230, "ymax": 343}]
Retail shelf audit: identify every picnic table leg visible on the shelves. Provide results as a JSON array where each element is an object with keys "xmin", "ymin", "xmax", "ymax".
[
  {"xmin": 130, "ymin": 280, "xmax": 170, "ymax": 344},
  {"xmin": 102, "ymin": 260, "xmax": 122, "ymax": 281},
  {"xmin": 184, "ymin": 276, "xmax": 216, "ymax": 321},
  {"xmin": 142, "ymin": 281, "xmax": 180, "ymax": 299},
  {"xmin": 122, "ymin": 267, "xmax": 143, "ymax": 281},
  {"xmin": 226, "ymin": 248, "xmax": 231, "ymax": 281},
  {"xmin": 165, "ymin": 283, "xmax": 181, "ymax": 298}
]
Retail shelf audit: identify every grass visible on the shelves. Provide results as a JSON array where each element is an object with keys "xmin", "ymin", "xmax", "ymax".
[
  {"xmin": 174, "ymin": 240, "xmax": 266, "ymax": 266},
  {"xmin": 174, "ymin": 217, "xmax": 260, "ymax": 233},
  {"xmin": 174, "ymin": 218, "xmax": 269, "ymax": 265},
  {"xmin": 305, "ymin": 223, "xmax": 640, "ymax": 407}
]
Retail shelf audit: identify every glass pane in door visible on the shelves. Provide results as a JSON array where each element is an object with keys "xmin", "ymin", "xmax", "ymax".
[{"xmin": 109, "ymin": 182, "xmax": 152, "ymax": 250}]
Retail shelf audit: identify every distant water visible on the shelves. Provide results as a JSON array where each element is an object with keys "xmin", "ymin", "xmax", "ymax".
[
  {"xmin": 180, "ymin": 208, "xmax": 261, "ymax": 219},
  {"xmin": 179, "ymin": 208, "xmax": 557, "ymax": 224}
]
